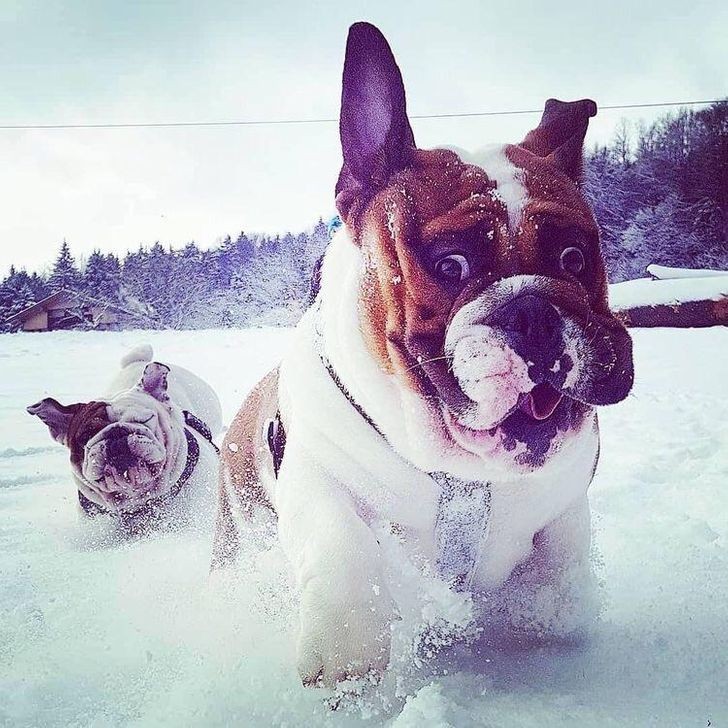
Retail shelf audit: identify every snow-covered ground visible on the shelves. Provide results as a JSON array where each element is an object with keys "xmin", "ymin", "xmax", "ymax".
[{"xmin": 1, "ymin": 327, "xmax": 726, "ymax": 726}]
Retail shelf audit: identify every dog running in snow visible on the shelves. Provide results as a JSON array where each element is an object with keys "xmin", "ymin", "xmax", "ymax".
[{"xmin": 214, "ymin": 22, "xmax": 634, "ymax": 687}]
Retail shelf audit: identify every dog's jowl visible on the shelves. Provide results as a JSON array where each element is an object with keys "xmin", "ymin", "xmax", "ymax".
[{"xmin": 215, "ymin": 22, "xmax": 634, "ymax": 687}]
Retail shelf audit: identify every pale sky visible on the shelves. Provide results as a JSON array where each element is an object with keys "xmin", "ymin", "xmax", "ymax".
[{"xmin": 0, "ymin": 0, "xmax": 725, "ymax": 275}]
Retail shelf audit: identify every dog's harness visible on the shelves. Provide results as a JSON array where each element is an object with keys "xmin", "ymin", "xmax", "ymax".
[
  {"xmin": 266, "ymin": 306, "xmax": 492, "ymax": 590},
  {"xmin": 78, "ymin": 411, "xmax": 218, "ymax": 523}
]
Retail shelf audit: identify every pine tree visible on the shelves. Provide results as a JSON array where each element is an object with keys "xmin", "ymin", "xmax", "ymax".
[
  {"xmin": 28, "ymin": 272, "xmax": 49, "ymax": 301},
  {"xmin": 84, "ymin": 250, "xmax": 121, "ymax": 302},
  {"xmin": 0, "ymin": 268, "xmax": 39, "ymax": 329},
  {"xmin": 48, "ymin": 241, "xmax": 81, "ymax": 291}
]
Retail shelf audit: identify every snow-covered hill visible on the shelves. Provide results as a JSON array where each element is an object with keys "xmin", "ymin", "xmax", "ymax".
[{"xmin": 1, "ymin": 328, "xmax": 726, "ymax": 726}]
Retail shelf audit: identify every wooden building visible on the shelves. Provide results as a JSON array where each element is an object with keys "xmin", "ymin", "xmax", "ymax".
[{"xmin": 5, "ymin": 290, "xmax": 123, "ymax": 332}]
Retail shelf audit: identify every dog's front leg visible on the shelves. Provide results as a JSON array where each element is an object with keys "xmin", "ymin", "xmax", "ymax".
[
  {"xmin": 495, "ymin": 496, "xmax": 597, "ymax": 638},
  {"xmin": 276, "ymin": 443, "xmax": 394, "ymax": 687}
]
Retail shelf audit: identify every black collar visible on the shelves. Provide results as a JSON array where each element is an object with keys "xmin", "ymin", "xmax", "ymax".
[
  {"xmin": 320, "ymin": 354, "xmax": 386, "ymax": 439},
  {"xmin": 78, "ymin": 410, "xmax": 218, "ymax": 522}
]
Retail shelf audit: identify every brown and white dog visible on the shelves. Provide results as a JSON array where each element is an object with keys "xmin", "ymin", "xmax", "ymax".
[
  {"xmin": 214, "ymin": 23, "xmax": 633, "ymax": 687},
  {"xmin": 29, "ymin": 344, "xmax": 222, "ymax": 530}
]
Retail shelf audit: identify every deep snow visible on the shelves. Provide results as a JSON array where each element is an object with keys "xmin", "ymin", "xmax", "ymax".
[{"xmin": 1, "ymin": 327, "xmax": 726, "ymax": 727}]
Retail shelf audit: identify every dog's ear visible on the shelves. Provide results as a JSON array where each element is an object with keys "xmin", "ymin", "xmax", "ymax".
[
  {"xmin": 336, "ymin": 22, "xmax": 415, "ymax": 214},
  {"xmin": 520, "ymin": 98, "xmax": 597, "ymax": 181},
  {"xmin": 139, "ymin": 362, "xmax": 170, "ymax": 402},
  {"xmin": 27, "ymin": 398, "xmax": 81, "ymax": 444}
]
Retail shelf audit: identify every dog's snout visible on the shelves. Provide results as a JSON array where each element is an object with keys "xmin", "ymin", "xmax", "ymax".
[
  {"xmin": 105, "ymin": 427, "xmax": 135, "ymax": 471},
  {"xmin": 490, "ymin": 295, "xmax": 564, "ymax": 380}
]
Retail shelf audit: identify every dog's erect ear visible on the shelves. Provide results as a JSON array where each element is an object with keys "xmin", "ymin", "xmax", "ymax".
[
  {"xmin": 336, "ymin": 22, "xmax": 415, "ymax": 211},
  {"xmin": 27, "ymin": 398, "xmax": 81, "ymax": 444},
  {"xmin": 139, "ymin": 362, "xmax": 170, "ymax": 402},
  {"xmin": 520, "ymin": 98, "xmax": 597, "ymax": 181}
]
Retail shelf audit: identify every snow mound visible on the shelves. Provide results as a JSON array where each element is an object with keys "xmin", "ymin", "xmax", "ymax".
[{"xmin": 608, "ymin": 275, "xmax": 728, "ymax": 310}]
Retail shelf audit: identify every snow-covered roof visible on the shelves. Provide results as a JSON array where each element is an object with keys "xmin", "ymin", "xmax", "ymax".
[
  {"xmin": 646, "ymin": 264, "xmax": 728, "ymax": 280},
  {"xmin": 4, "ymin": 289, "xmax": 80, "ymax": 325}
]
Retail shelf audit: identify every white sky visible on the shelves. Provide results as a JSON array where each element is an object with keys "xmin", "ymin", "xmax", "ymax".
[{"xmin": 0, "ymin": 0, "xmax": 725, "ymax": 275}]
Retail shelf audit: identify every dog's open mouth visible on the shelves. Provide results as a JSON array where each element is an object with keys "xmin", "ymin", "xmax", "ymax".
[
  {"xmin": 518, "ymin": 383, "xmax": 563, "ymax": 421},
  {"xmin": 446, "ymin": 382, "xmax": 564, "ymax": 433},
  {"xmin": 85, "ymin": 451, "xmax": 167, "ymax": 508},
  {"xmin": 442, "ymin": 382, "xmax": 579, "ymax": 461}
]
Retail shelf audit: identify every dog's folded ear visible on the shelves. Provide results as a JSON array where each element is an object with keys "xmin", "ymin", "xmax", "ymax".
[
  {"xmin": 520, "ymin": 98, "xmax": 597, "ymax": 181},
  {"xmin": 336, "ymin": 22, "xmax": 415, "ymax": 215},
  {"xmin": 139, "ymin": 362, "xmax": 171, "ymax": 402},
  {"xmin": 27, "ymin": 398, "xmax": 80, "ymax": 444}
]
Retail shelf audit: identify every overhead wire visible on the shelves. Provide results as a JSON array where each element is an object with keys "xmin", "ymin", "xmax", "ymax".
[{"xmin": 0, "ymin": 99, "xmax": 721, "ymax": 131}]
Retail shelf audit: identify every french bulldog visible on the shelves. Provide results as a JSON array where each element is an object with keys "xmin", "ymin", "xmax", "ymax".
[{"xmin": 214, "ymin": 22, "xmax": 634, "ymax": 687}]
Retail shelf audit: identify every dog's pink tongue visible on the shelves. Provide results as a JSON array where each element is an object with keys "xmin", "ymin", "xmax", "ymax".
[{"xmin": 520, "ymin": 384, "xmax": 563, "ymax": 421}]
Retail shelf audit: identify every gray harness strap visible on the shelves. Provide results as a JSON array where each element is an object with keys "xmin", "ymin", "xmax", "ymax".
[{"xmin": 430, "ymin": 472, "xmax": 491, "ymax": 590}]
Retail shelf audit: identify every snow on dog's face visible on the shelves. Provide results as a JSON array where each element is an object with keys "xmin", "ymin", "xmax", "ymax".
[
  {"xmin": 335, "ymin": 24, "xmax": 633, "ymax": 471},
  {"xmin": 28, "ymin": 363, "xmax": 187, "ymax": 513}
]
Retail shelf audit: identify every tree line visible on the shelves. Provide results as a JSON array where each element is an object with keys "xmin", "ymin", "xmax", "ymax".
[
  {"xmin": 583, "ymin": 101, "xmax": 726, "ymax": 280},
  {"xmin": 1, "ymin": 101, "xmax": 725, "ymax": 331},
  {"xmin": 0, "ymin": 223, "xmax": 330, "ymax": 330}
]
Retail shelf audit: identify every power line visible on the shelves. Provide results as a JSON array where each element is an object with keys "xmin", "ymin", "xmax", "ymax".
[{"xmin": 0, "ymin": 99, "xmax": 721, "ymax": 131}]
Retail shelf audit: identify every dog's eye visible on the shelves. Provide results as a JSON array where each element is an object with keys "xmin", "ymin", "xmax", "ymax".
[
  {"xmin": 434, "ymin": 254, "xmax": 470, "ymax": 283},
  {"xmin": 560, "ymin": 247, "xmax": 585, "ymax": 276}
]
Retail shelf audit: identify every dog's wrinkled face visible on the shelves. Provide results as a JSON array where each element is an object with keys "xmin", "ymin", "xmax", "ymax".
[
  {"xmin": 28, "ymin": 363, "xmax": 185, "ymax": 513},
  {"xmin": 335, "ymin": 23, "xmax": 633, "ymax": 471}
]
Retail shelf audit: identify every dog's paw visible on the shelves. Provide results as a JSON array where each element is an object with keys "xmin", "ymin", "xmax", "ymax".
[
  {"xmin": 296, "ymin": 579, "xmax": 394, "ymax": 688},
  {"xmin": 486, "ymin": 551, "xmax": 599, "ymax": 640}
]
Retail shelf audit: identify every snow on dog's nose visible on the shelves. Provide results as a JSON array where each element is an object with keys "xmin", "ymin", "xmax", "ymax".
[
  {"xmin": 445, "ymin": 288, "xmax": 572, "ymax": 431},
  {"xmin": 105, "ymin": 427, "xmax": 136, "ymax": 472},
  {"xmin": 447, "ymin": 325, "xmax": 534, "ymax": 430}
]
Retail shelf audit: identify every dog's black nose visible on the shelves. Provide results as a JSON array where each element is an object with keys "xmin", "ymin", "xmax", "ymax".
[
  {"xmin": 105, "ymin": 427, "xmax": 135, "ymax": 471},
  {"xmin": 490, "ymin": 295, "xmax": 564, "ymax": 382}
]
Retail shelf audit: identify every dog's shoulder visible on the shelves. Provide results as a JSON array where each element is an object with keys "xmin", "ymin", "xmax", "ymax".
[{"xmin": 222, "ymin": 368, "xmax": 279, "ymax": 499}]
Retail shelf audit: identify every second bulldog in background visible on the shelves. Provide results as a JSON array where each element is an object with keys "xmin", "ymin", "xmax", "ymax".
[
  {"xmin": 215, "ymin": 23, "xmax": 634, "ymax": 687},
  {"xmin": 29, "ymin": 344, "xmax": 222, "ymax": 531}
]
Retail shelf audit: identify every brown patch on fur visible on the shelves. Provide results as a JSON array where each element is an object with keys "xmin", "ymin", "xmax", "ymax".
[
  {"xmin": 504, "ymin": 144, "xmax": 610, "ymax": 314},
  {"xmin": 211, "ymin": 369, "xmax": 279, "ymax": 569},
  {"xmin": 344, "ymin": 148, "xmax": 509, "ymax": 394},
  {"xmin": 65, "ymin": 401, "xmax": 112, "ymax": 474}
]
